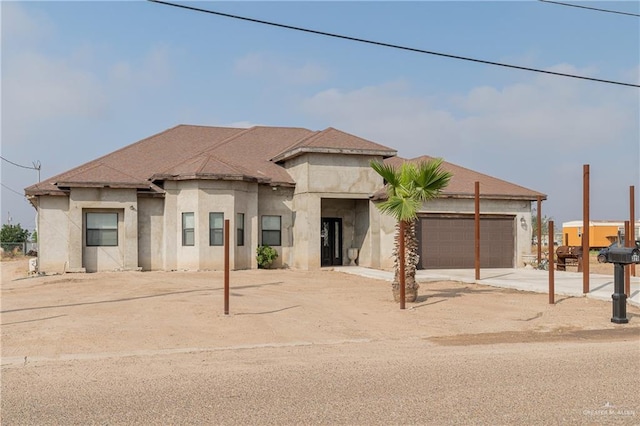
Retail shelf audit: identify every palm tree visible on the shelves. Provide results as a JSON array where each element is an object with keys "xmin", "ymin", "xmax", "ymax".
[{"xmin": 371, "ymin": 159, "xmax": 452, "ymax": 308}]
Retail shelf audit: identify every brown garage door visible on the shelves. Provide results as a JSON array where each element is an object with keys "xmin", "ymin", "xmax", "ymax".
[{"xmin": 417, "ymin": 214, "xmax": 515, "ymax": 269}]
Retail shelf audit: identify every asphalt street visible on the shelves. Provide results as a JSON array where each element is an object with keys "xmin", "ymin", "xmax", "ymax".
[{"xmin": 2, "ymin": 339, "xmax": 639, "ymax": 425}]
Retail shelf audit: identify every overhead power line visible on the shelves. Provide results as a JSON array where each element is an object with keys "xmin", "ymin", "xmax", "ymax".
[
  {"xmin": 148, "ymin": 0, "xmax": 639, "ymax": 88},
  {"xmin": 1, "ymin": 183, "xmax": 25, "ymax": 198},
  {"xmin": 539, "ymin": 0, "xmax": 640, "ymax": 18},
  {"xmin": 1, "ymin": 156, "xmax": 41, "ymax": 181},
  {"xmin": 0, "ymin": 156, "xmax": 40, "ymax": 171}
]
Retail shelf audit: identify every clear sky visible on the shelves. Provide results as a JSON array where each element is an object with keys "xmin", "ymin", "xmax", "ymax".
[{"xmin": 2, "ymin": 1, "xmax": 639, "ymax": 233}]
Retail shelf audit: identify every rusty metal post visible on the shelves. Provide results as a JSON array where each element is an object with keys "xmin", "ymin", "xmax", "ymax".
[
  {"xmin": 399, "ymin": 220, "xmax": 406, "ymax": 310},
  {"xmin": 582, "ymin": 164, "xmax": 590, "ymax": 294},
  {"xmin": 549, "ymin": 220, "xmax": 555, "ymax": 304},
  {"xmin": 537, "ymin": 196, "xmax": 542, "ymax": 264},
  {"xmin": 624, "ymin": 220, "xmax": 631, "ymax": 297},
  {"xmin": 224, "ymin": 219, "xmax": 230, "ymax": 315},
  {"xmin": 475, "ymin": 181, "xmax": 480, "ymax": 280},
  {"xmin": 631, "ymin": 186, "xmax": 636, "ymax": 277}
]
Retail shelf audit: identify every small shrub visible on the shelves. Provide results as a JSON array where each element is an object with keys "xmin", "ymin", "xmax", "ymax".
[{"xmin": 256, "ymin": 245, "xmax": 278, "ymax": 269}]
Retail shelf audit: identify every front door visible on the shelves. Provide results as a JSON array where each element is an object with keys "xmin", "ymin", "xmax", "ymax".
[{"xmin": 321, "ymin": 218, "xmax": 343, "ymax": 266}]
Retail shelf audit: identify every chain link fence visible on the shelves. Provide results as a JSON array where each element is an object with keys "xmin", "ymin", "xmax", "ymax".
[{"xmin": 0, "ymin": 242, "xmax": 38, "ymax": 258}]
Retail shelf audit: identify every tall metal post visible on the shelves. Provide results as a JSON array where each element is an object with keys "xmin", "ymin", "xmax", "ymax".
[
  {"xmin": 537, "ymin": 196, "xmax": 542, "ymax": 265},
  {"xmin": 582, "ymin": 164, "xmax": 590, "ymax": 294},
  {"xmin": 630, "ymin": 186, "xmax": 636, "ymax": 277},
  {"xmin": 475, "ymin": 181, "xmax": 480, "ymax": 280},
  {"xmin": 548, "ymin": 220, "xmax": 555, "ymax": 304},
  {"xmin": 624, "ymin": 220, "xmax": 631, "ymax": 297},
  {"xmin": 224, "ymin": 219, "xmax": 230, "ymax": 315},
  {"xmin": 399, "ymin": 220, "xmax": 406, "ymax": 310}
]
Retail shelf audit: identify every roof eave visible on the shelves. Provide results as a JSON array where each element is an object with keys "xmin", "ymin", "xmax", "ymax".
[
  {"xmin": 151, "ymin": 173, "xmax": 278, "ymax": 184},
  {"xmin": 440, "ymin": 192, "xmax": 548, "ymax": 201},
  {"xmin": 55, "ymin": 181, "xmax": 150, "ymax": 190},
  {"xmin": 24, "ymin": 189, "xmax": 68, "ymax": 198},
  {"xmin": 371, "ymin": 191, "xmax": 548, "ymax": 202},
  {"xmin": 272, "ymin": 147, "xmax": 397, "ymax": 163}
]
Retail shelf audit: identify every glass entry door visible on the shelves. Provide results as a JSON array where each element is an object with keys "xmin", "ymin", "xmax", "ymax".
[{"xmin": 321, "ymin": 218, "xmax": 343, "ymax": 266}]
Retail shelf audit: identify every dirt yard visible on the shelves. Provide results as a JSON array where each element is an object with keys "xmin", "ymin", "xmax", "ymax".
[
  {"xmin": 2, "ymin": 256, "xmax": 638, "ymax": 360},
  {"xmin": 3, "ymin": 257, "xmax": 640, "ymax": 425}
]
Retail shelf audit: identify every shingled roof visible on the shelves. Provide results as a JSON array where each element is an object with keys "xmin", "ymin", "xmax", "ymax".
[
  {"xmin": 271, "ymin": 127, "xmax": 397, "ymax": 163},
  {"xmin": 25, "ymin": 124, "xmax": 397, "ymax": 196},
  {"xmin": 372, "ymin": 155, "xmax": 546, "ymax": 201},
  {"xmin": 25, "ymin": 125, "xmax": 544, "ymax": 201}
]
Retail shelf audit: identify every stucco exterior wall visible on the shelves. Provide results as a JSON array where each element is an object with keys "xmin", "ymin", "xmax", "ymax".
[
  {"xmin": 196, "ymin": 182, "xmax": 235, "ymax": 271},
  {"xmin": 67, "ymin": 188, "xmax": 139, "ymax": 272},
  {"xmin": 234, "ymin": 184, "xmax": 258, "ymax": 270},
  {"xmin": 82, "ymin": 208, "xmax": 126, "ymax": 272},
  {"xmin": 258, "ymin": 186, "xmax": 294, "ymax": 268},
  {"xmin": 290, "ymin": 192, "xmax": 320, "ymax": 269},
  {"xmin": 378, "ymin": 210, "xmax": 398, "ymax": 270},
  {"xmin": 138, "ymin": 197, "xmax": 164, "ymax": 271},
  {"xmin": 308, "ymin": 153, "xmax": 383, "ymax": 195},
  {"xmin": 284, "ymin": 156, "xmax": 309, "ymax": 195},
  {"xmin": 359, "ymin": 201, "xmax": 382, "ymax": 268},
  {"xmin": 284, "ymin": 153, "xmax": 386, "ymax": 270},
  {"xmin": 36, "ymin": 196, "xmax": 71, "ymax": 274},
  {"xmin": 162, "ymin": 180, "xmax": 259, "ymax": 271}
]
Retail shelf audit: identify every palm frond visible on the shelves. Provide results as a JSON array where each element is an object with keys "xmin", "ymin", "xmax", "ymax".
[
  {"xmin": 413, "ymin": 158, "xmax": 453, "ymax": 202},
  {"xmin": 370, "ymin": 161, "xmax": 400, "ymax": 187},
  {"xmin": 376, "ymin": 195, "xmax": 421, "ymax": 222},
  {"xmin": 371, "ymin": 157, "xmax": 453, "ymax": 221},
  {"xmin": 370, "ymin": 160, "xmax": 403, "ymax": 198}
]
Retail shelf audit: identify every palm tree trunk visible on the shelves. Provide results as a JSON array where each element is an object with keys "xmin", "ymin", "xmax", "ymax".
[{"xmin": 392, "ymin": 219, "xmax": 420, "ymax": 302}]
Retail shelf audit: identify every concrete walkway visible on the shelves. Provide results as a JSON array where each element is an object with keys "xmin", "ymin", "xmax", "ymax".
[{"xmin": 334, "ymin": 266, "xmax": 640, "ymax": 307}]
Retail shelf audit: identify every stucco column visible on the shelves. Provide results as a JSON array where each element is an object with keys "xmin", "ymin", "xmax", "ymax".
[
  {"xmin": 367, "ymin": 201, "xmax": 382, "ymax": 269},
  {"xmin": 67, "ymin": 200, "xmax": 84, "ymax": 272},
  {"xmin": 163, "ymin": 187, "xmax": 178, "ymax": 271},
  {"xmin": 123, "ymin": 207, "xmax": 139, "ymax": 270},
  {"xmin": 248, "ymin": 191, "xmax": 259, "ymax": 270},
  {"xmin": 292, "ymin": 193, "xmax": 321, "ymax": 270}
]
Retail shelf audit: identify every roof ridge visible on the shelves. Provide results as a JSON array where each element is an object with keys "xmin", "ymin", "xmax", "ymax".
[
  {"xmin": 196, "ymin": 153, "xmax": 255, "ymax": 177},
  {"xmin": 209, "ymin": 125, "xmax": 316, "ymax": 156},
  {"xmin": 100, "ymin": 161, "xmax": 140, "ymax": 178},
  {"xmin": 152, "ymin": 127, "xmax": 251, "ymax": 176},
  {"xmin": 271, "ymin": 130, "xmax": 321, "ymax": 159},
  {"xmin": 203, "ymin": 126, "xmax": 258, "ymax": 153}
]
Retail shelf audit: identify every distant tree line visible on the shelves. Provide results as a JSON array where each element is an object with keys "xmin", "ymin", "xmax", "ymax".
[{"xmin": 0, "ymin": 223, "xmax": 33, "ymax": 251}]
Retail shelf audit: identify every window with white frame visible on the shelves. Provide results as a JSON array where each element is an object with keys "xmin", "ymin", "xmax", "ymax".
[
  {"xmin": 182, "ymin": 212, "xmax": 195, "ymax": 246},
  {"xmin": 209, "ymin": 212, "xmax": 224, "ymax": 246},
  {"xmin": 237, "ymin": 213, "xmax": 245, "ymax": 246},
  {"xmin": 86, "ymin": 212, "xmax": 118, "ymax": 246},
  {"xmin": 261, "ymin": 215, "xmax": 281, "ymax": 246}
]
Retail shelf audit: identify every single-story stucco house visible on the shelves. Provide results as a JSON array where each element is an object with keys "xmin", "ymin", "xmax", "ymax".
[{"xmin": 25, "ymin": 125, "xmax": 546, "ymax": 273}]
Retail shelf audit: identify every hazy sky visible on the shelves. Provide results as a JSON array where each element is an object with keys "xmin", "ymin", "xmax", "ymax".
[{"xmin": 2, "ymin": 1, "xmax": 639, "ymax": 232}]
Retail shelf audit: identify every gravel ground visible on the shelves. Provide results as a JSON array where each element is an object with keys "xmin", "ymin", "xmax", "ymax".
[
  {"xmin": 3, "ymin": 340, "xmax": 639, "ymax": 425},
  {"xmin": 2, "ymin": 258, "xmax": 639, "ymax": 425}
]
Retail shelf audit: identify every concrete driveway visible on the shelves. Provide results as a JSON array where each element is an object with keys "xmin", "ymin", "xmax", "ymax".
[{"xmin": 335, "ymin": 266, "xmax": 640, "ymax": 307}]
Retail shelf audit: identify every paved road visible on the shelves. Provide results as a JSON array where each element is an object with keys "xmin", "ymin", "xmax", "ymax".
[{"xmin": 2, "ymin": 338, "xmax": 639, "ymax": 425}]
